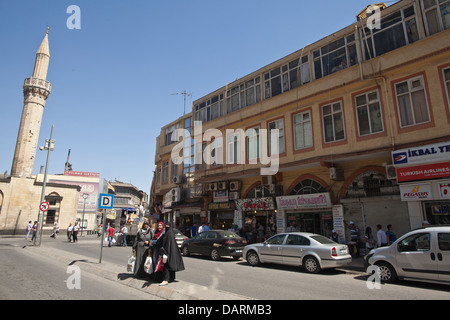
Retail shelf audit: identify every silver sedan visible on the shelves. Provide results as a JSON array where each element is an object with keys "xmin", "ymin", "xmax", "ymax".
[{"xmin": 243, "ymin": 232, "xmax": 352, "ymax": 273}]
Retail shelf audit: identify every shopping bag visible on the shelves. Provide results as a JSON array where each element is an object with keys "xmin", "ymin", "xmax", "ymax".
[
  {"xmin": 144, "ymin": 256, "xmax": 153, "ymax": 274},
  {"xmin": 155, "ymin": 255, "xmax": 164, "ymax": 272},
  {"xmin": 127, "ymin": 255, "xmax": 136, "ymax": 273}
]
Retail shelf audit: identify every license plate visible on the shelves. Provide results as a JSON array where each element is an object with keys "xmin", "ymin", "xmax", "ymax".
[{"xmin": 340, "ymin": 248, "xmax": 348, "ymax": 254}]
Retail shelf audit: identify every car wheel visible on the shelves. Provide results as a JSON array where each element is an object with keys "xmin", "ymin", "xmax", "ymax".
[
  {"xmin": 303, "ymin": 256, "xmax": 321, "ymax": 274},
  {"xmin": 246, "ymin": 251, "xmax": 260, "ymax": 266},
  {"xmin": 210, "ymin": 248, "xmax": 220, "ymax": 261},
  {"xmin": 376, "ymin": 262, "xmax": 397, "ymax": 283},
  {"xmin": 182, "ymin": 246, "xmax": 190, "ymax": 256}
]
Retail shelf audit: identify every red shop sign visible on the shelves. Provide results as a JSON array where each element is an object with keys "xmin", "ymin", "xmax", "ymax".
[{"xmin": 397, "ymin": 162, "xmax": 450, "ymax": 182}]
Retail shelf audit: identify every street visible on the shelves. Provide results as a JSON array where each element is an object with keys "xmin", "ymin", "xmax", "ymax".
[{"xmin": 0, "ymin": 234, "xmax": 449, "ymax": 300}]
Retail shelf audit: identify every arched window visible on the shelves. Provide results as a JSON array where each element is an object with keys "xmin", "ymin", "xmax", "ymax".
[{"xmin": 289, "ymin": 179, "xmax": 327, "ymax": 195}]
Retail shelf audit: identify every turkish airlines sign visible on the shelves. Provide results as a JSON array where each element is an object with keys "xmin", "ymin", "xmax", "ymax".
[{"xmin": 396, "ymin": 162, "xmax": 450, "ymax": 182}]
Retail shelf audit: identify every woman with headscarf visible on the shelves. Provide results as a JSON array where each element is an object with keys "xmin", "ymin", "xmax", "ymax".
[
  {"xmin": 150, "ymin": 221, "xmax": 165, "ymax": 281},
  {"xmin": 132, "ymin": 221, "xmax": 153, "ymax": 278},
  {"xmin": 159, "ymin": 221, "xmax": 185, "ymax": 286}
]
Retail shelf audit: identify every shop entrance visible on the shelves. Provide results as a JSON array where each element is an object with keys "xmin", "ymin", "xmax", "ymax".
[{"xmin": 286, "ymin": 211, "xmax": 333, "ymax": 238}]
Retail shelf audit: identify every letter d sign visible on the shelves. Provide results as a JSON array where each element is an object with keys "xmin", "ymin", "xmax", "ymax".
[{"xmin": 99, "ymin": 194, "xmax": 114, "ymax": 209}]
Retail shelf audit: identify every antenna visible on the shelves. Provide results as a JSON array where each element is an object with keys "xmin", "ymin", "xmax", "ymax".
[{"xmin": 171, "ymin": 90, "xmax": 192, "ymax": 115}]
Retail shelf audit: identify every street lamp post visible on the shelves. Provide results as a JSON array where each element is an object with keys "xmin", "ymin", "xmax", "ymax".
[
  {"xmin": 34, "ymin": 125, "xmax": 55, "ymax": 246},
  {"xmin": 81, "ymin": 193, "xmax": 88, "ymax": 236}
]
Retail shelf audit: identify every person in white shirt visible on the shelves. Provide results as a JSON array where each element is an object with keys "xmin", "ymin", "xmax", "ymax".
[{"xmin": 376, "ymin": 224, "xmax": 388, "ymax": 247}]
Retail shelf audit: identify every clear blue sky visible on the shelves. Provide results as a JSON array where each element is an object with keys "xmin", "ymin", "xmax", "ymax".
[{"xmin": 0, "ymin": 0, "xmax": 398, "ymax": 194}]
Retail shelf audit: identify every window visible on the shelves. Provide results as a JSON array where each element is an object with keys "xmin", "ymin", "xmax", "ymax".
[
  {"xmin": 355, "ymin": 90, "xmax": 384, "ymax": 136},
  {"xmin": 395, "ymin": 76, "xmax": 430, "ymax": 128},
  {"xmin": 264, "ymin": 56, "xmax": 310, "ymax": 99},
  {"xmin": 195, "ymin": 94, "xmax": 224, "ymax": 124},
  {"xmin": 246, "ymin": 127, "xmax": 260, "ymax": 162},
  {"xmin": 162, "ymin": 161, "xmax": 169, "ymax": 183},
  {"xmin": 443, "ymin": 67, "xmax": 450, "ymax": 109},
  {"xmin": 268, "ymin": 119, "xmax": 285, "ymax": 155},
  {"xmin": 322, "ymin": 101, "xmax": 345, "ymax": 143},
  {"xmin": 293, "ymin": 111, "xmax": 313, "ymax": 150},
  {"xmin": 313, "ymin": 34, "xmax": 357, "ymax": 80},
  {"xmin": 227, "ymin": 77, "xmax": 261, "ymax": 113},
  {"xmin": 398, "ymin": 233, "xmax": 430, "ymax": 252},
  {"xmin": 156, "ymin": 167, "xmax": 161, "ymax": 187},
  {"xmin": 421, "ymin": 0, "xmax": 450, "ymax": 36},
  {"xmin": 227, "ymin": 132, "xmax": 243, "ymax": 164},
  {"xmin": 165, "ymin": 124, "xmax": 179, "ymax": 146},
  {"xmin": 286, "ymin": 235, "xmax": 310, "ymax": 246},
  {"xmin": 171, "ymin": 162, "xmax": 178, "ymax": 180},
  {"xmin": 267, "ymin": 234, "xmax": 286, "ymax": 245},
  {"xmin": 438, "ymin": 233, "xmax": 450, "ymax": 251},
  {"xmin": 361, "ymin": 6, "xmax": 419, "ymax": 60}
]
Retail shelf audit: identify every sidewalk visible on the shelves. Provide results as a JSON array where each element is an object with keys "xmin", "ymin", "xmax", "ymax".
[{"xmin": 22, "ymin": 241, "xmax": 255, "ymax": 300}]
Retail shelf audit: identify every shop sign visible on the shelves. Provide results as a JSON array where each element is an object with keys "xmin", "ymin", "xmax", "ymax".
[
  {"xmin": 213, "ymin": 190, "xmax": 229, "ymax": 203},
  {"xmin": 440, "ymin": 183, "xmax": 450, "ymax": 199},
  {"xmin": 332, "ymin": 205, "xmax": 346, "ymax": 242},
  {"xmin": 400, "ymin": 184, "xmax": 432, "ymax": 201},
  {"xmin": 208, "ymin": 202, "xmax": 235, "ymax": 210},
  {"xmin": 276, "ymin": 193, "xmax": 332, "ymax": 210},
  {"xmin": 235, "ymin": 197, "xmax": 275, "ymax": 211},
  {"xmin": 396, "ymin": 162, "xmax": 450, "ymax": 182},
  {"xmin": 392, "ymin": 141, "xmax": 450, "ymax": 167}
]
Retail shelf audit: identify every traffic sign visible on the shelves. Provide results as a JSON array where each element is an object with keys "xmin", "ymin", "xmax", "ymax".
[
  {"xmin": 39, "ymin": 202, "xmax": 49, "ymax": 212},
  {"xmin": 98, "ymin": 193, "xmax": 114, "ymax": 209}
]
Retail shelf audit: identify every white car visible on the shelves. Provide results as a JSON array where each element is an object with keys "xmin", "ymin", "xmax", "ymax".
[
  {"xmin": 364, "ymin": 226, "xmax": 450, "ymax": 285},
  {"xmin": 243, "ymin": 232, "xmax": 352, "ymax": 274}
]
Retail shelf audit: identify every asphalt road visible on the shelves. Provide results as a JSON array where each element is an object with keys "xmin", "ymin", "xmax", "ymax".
[{"xmin": 1, "ymin": 235, "xmax": 449, "ymax": 300}]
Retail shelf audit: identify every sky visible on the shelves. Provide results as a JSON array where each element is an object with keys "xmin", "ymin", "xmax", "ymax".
[{"xmin": 0, "ymin": 0, "xmax": 399, "ymax": 194}]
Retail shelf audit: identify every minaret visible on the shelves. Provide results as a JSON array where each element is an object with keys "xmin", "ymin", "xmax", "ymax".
[{"xmin": 11, "ymin": 28, "xmax": 52, "ymax": 178}]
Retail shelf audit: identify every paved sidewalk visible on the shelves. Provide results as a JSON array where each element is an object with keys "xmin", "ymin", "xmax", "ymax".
[{"xmin": 23, "ymin": 242, "xmax": 255, "ymax": 300}]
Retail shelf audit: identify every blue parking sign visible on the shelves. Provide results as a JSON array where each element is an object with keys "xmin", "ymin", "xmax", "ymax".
[{"xmin": 98, "ymin": 193, "xmax": 114, "ymax": 209}]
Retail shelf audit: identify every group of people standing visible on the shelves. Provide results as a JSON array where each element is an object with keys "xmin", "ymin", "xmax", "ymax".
[
  {"xmin": 66, "ymin": 222, "xmax": 81, "ymax": 243},
  {"xmin": 132, "ymin": 221, "xmax": 185, "ymax": 286},
  {"xmin": 364, "ymin": 224, "xmax": 397, "ymax": 252}
]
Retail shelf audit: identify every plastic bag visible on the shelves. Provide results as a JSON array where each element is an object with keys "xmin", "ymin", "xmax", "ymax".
[
  {"xmin": 144, "ymin": 256, "xmax": 153, "ymax": 274},
  {"xmin": 127, "ymin": 255, "xmax": 136, "ymax": 273},
  {"xmin": 155, "ymin": 255, "xmax": 164, "ymax": 272}
]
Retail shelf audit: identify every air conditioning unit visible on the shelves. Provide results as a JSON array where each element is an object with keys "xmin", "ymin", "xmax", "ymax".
[
  {"xmin": 229, "ymin": 191, "xmax": 240, "ymax": 200},
  {"xmin": 329, "ymin": 167, "xmax": 344, "ymax": 181},
  {"xmin": 261, "ymin": 175, "xmax": 274, "ymax": 185},
  {"xmin": 172, "ymin": 176, "xmax": 182, "ymax": 184},
  {"xmin": 229, "ymin": 181, "xmax": 241, "ymax": 191},
  {"xmin": 171, "ymin": 188, "xmax": 180, "ymax": 202},
  {"xmin": 218, "ymin": 181, "xmax": 228, "ymax": 190},
  {"xmin": 206, "ymin": 183, "xmax": 218, "ymax": 192},
  {"xmin": 385, "ymin": 165, "xmax": 397, "ymax": 180}
]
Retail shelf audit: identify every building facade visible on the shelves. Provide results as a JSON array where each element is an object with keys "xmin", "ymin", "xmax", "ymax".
[{"xmin": 151, "ymin": 0, "xmax": 450, "ymax": 243}]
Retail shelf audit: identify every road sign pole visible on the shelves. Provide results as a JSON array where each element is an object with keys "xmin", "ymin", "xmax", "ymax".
[{"xmin": 99, "ymin": 209, "xmax": 107, "ymax": 263}]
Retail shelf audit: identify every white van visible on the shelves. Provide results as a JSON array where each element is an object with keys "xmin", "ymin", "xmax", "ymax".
[{"xmin": 364, "ymin": 226, "xmax": 450, "ymax": 285}]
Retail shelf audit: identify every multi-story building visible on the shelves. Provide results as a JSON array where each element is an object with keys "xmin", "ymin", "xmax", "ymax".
[
  {"xmin": 151, "ymin": 0, "xmax": 450, "ymax": 243},
  {"xmin": 109, "ymin": 180, "xmax": 148, "ymax": 227}
]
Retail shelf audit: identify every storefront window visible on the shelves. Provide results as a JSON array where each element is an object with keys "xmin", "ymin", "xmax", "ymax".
[{"xmin": 424, "ymin": 201, "xmax": 450, "ymax": 225}]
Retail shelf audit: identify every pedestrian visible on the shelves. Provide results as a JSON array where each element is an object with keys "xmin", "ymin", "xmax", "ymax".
[
  {"xmin": 330, "ymin": 229, "xmax": 340, "ymax": 243},
  {"xmin": 132, "ymin": 222, "xmax": 153, "ymax": 278},
  {"xmin": 150, "ymin": 222, "xmax": 165, "ymax": 281},
  {"xmin": 26, "ymin": 221, "xmax": 32, "ymax": 240},
  {"xmin": 190, "ymin": 223, "xmax": 197, "ymax": 238},
  {"xmin": 158, "ymin": 221, "xmax": 185, "ymax": 286},
  {"xmin": 121, "ymin": 225, "xmax": 129, "ymax": 247},
  {"xmin": 376, "ymin": 224, "xmax": 388, "ymax": 247},
  {"xmin": 50, "ymin": 223, "xmax": 59, "ymax": 239},
  {"xmin": 347, "ymin": 221, "xmax": 360, "ymax": 256},
  {"xmin": 67, "ymin": 223, "xmax": 73, "ymax": 242},
  {"xmin": 198, "ymin": 223, "xmax": 204, "ymax": 234},
  {"xmin": 72, "ymin": 222, "xmax": 80, "ymax": 243},
  {"xmin": 386, "ymin": 224, "xmax": 397, "ymax": 244},
  {"xmin": 364, "ymin": 227, "xmax": 376, "ymax": 252},
  {"xmin": 31, "ymin": 221, "xmax": 38, "ymax": 242},
  {"xmin": 107, "ymin": 224, "xmax": 115, "ymax": 247}
]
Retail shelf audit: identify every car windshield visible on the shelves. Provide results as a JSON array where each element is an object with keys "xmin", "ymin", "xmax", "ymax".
[
  {"xmin": 310, "ymin": 235, "xmax": 335, "ymax": 244},
  {"xmin": 173, "ymin": 229, "xmax": 185, "ymax": 237}
]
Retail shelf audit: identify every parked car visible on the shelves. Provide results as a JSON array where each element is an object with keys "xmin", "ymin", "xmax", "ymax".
[
  {"xmin": 243, "ymin": 232, "xmax": 351, "ymax": 273},
  {"xmin": 364, "ymin": 226, "xmax": 450, "ymax": 285},
  {"xmin": 181, "ymin": 230, "xmax": 247, "ymax": 260},
  {"xmin": 173, "ymin": 229, "xmax": 189, "ymax": 248}
]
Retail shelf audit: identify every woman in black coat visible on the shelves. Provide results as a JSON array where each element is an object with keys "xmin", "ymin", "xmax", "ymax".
[
  {"xmin": 132, "ymin": 222, "xmax": 153, "ymax": 278},
  {"xmin": 159, "ymin": 221, "xmax": 185, "ymax": 286}
]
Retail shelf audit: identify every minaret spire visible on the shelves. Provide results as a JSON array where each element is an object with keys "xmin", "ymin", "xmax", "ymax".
[{"xmin": 11, "ymin": 29, "xmax": 52, "ymax": 178}]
